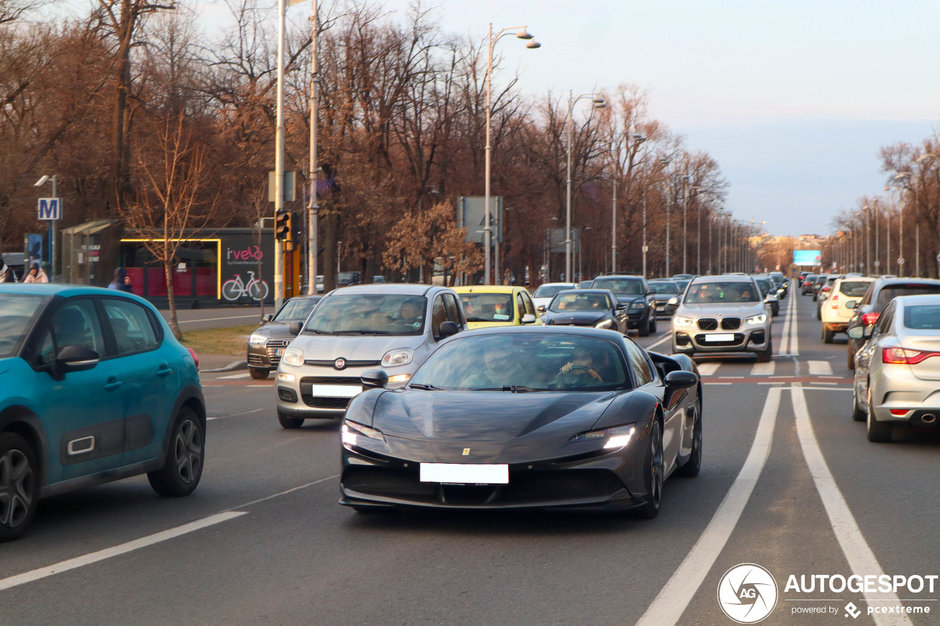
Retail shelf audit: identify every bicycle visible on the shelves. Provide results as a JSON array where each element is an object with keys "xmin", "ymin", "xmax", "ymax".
[{"xmin": 221, "ymin": 271, "xmax": 269, "ymax": 302}]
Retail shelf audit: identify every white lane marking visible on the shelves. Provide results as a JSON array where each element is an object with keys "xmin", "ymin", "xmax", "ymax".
[
  {"xmin": 750, "ymin": 360, "xmax": 776, "ymax": 376},
  {"xmin": 0, "ymin": 512, "xmax": 246, "ymax": 592},
  {"xmin": 788, "ymin": 291, "xmax": 800, "ymax": 356},
  {"xmin": 696, "ymin": 362, "xmax": 721, "ymax": 376},
  {"xmin": 646, "ymin": 331, "xmax": 672, "ymax": 351},
  {"xmin": 217, "ymin": 373, "xmax": 250, "ymax": 380},
  {"xmin": 791, "ymin": 386, "xmax": 912, "ymax": 626},
  {"xmin": 808, "ymin": 360, "xmax": 833, "ymax": 376},
  {"xmin": 177, "ymin": 314, "xmax": 260, "ymax": 325},
  {"xmin": 208, "ymin": 408, "xmax": 265, "ymax": 421},
  {"xmin": 636, "ymin": 387, "xmax": 782, "ymax": 626}
]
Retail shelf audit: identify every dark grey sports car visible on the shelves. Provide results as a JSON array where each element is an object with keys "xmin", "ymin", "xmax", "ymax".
[{"xmin": 339, "ymin": 327, "xmax": 702, "ymax": 518}]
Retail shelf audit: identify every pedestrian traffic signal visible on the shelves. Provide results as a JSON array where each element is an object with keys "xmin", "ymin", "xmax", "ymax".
[{"xmin": 275, "ymin": 210, "xmax": 293, "ymax": 249}]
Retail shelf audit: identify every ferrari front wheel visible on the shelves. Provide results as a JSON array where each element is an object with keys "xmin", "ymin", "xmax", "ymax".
[{"xmin": 636, "ymin": 420, "xmax": 664, "ymax": 519}]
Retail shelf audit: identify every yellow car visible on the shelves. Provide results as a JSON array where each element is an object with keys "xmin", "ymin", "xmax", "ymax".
[{"xmin": 453, "ymin": 285, "xmax": 543, "ymax": 329}]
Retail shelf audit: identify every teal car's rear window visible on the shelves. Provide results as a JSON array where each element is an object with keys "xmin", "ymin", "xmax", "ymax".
[{"xmin": 0, "ymin": 294, "xmax": 49, "ymax": 358}]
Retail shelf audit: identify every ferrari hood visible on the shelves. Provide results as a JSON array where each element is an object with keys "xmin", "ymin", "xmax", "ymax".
[{"xmin": 542, "ymin": 311, "xmax": 607, "ymax": 326}]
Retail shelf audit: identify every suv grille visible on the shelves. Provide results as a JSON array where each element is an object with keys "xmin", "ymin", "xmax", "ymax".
[
  {"xmin": 721, "ymin": 318, "xmax": 741, "ymax": 330},
  {"xmin": 698, "ymin": 318, "xmax": 718, "ymax": 330}
]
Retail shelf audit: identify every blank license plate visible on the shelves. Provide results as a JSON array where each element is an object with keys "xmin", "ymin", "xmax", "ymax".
[
  {"xmin": 310, "ymin": 384, "xmax": 363, "ymax": 398},
  {"xmin": 420, "ymin": 463, "xmax": 509, "ymax": 484},
  {"xmin": 704, "ymin": 333, "xmax": 734, "ymax": 342}
]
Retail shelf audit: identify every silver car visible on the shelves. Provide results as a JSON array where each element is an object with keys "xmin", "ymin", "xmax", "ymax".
[
  {"xmin": 275, "ymin": 284, "xmax": 466, "ymax": 428},
  {"xmin": 850, "ymin": 294, "xmax": 940, "ymax": 442},
  {"xmin": 671, "ymin": 275, "xmax": 772, "ymax": 361}
]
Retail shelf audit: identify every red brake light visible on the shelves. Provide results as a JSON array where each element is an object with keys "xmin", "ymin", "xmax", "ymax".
[
  {"xmin": 187, "ymin": 347, "xmax": 200, "ymax": 369},
  {"xmin": 861, "ymin": 312, "xmax": 880, "ymax": 326},
  {"xmin": 882, "ymin": 347, "xmax": 940, "ymax": 365},
  {"xmin": 830, "ymin": 294, "xmax": 839, "ymax": 309}
]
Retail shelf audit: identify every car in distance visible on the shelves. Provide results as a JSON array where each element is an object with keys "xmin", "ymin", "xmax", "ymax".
[
  {"xmin": 801, "ymin": 273, "xmax": 818, "ymax": 295},
  {"xmin": 820, "ymin": 276, "xmax": 873, "ymax": 343},
  {"xmin": 647, "ymin": 279, "xmax": 682, "ymax": 317},
  {"xmin": 0, "ymin": 284, "xmax": 205, "ymax": 541},
  {"xmin": 671, "ymin": 275, "xmax": 772, "ymax": 362},
  {"xmin": 753, "ymin": 275, "xmax": 780, "ymax": 317},
  {"xmin": 275, "ymin": 284, "xmax": 466, "ymax": 428},
  {"xmin": 246, "ymin": 294, "xmax": 322, "ymax": 379},
  {"xmin": 532, "ymin": 282, "xmax": 576, "ymax": 311},
  {"xmin": 340, "ymin": 327, "xmax": 702, "ymax": 518},
  {"xmin": 590, "ymin": 275, "xmax": 656, "ymax": 336},
  {"xmin": 453, "ymin": 285, "xmax": 541, "ymax": 329},
  {"xmin": 845, "ymin": 277, "xmax": 940, "ymax": 369},
  {"xmin": 540, "ymin": 289, "xmax": 628, "ymax": 333},
  {"xmin": 849, "ymin": 294, "xmax": 940, "ymax": 441}
]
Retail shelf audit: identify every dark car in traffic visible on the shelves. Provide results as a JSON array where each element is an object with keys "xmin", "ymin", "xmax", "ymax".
[
  {"xmin": 339, "ymin": 327, "xmax": 702, "ymax": 518},
  {"xmin": 540, "ymin": 289, "xmax": 628, "ymax": 333},
  {"xmin": 647, "ymin": 279, "xmax": 682, "ymax": 317},
  {"xmin": 590, "ymin": 275, "xmax": 656, "ymax": 336},
  {"xmin": 0, "ymin": 284, "xmax": 206, "ymax": 541},
  {"xmin": 246, "ymin": 294, "xmax": 322, "ymax": 379}
]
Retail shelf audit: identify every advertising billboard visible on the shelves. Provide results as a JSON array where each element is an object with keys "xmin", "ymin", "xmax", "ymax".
[{"xmin": 793, "ymin": 249, "xmax": 822, "ymax": 266}]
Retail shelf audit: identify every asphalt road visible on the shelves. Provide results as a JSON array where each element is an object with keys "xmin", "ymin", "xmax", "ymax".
[{"xmin": 3, "ymin": 285, "xmax": 938, "ymax": 625}]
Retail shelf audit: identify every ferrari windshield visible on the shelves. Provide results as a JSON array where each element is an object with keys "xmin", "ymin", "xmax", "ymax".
[
  {"xmin": 409, "ymin": 333, "xmax": 628, "ymax": 391},
  {"xmin": 684, "ymin": 281, "xmax": 760, "ymax": 304},
  {"xmin": 303, "ymin": 294, "xmax": 426, "ymax": 335},
  {"xmin": 460, "ymin": 293, "xmax": 513, "ymax": 322},
  {"xmin": 548, "ymin": 292, "xmax": 611, "ymax": 312},
  {"xmin": 0, "ymin": 294, "xmax": 48, "ymax": 358}
]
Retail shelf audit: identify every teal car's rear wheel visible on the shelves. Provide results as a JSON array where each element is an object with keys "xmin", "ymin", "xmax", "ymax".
[
  {"xmin": 0, "ymin": 433, "xmax": 39, "ymax": 542},
  {"xmin": 148, "ymin": 407, "xmax": 205, "ymax": 496}
]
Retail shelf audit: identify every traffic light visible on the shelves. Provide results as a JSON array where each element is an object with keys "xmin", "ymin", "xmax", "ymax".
[{"xmin": 275, "ymin": 210, "xmax": 293, "ymax": 249}]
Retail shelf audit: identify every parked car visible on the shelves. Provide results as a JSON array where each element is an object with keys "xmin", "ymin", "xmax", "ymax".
[
  {"xmin": 849, "ymin": 294, "xmax": 940, "ymax": 441},
  {"xmin": 275, "ymin": 284, "xmax": 466, "ymax": 428},
  {"xmin": 339, "ymin": 327, "xmax": 702, "ymax": 518},
  {"xmin": 0, "ymin": 284, "xmax": 205, "ymax": 541},
  {"xmin": 647, "ymin": 279, "xmax": 682, "ymax": 317},
  {"xmin": 845, "ymin": 277, "xmax": 940, "ymax": 369},
  {"xmin": 337, "ymin": 271, "xmax": 361, "ymax": 286},
  {"xmin": 453, "ymin": 285, "xmax": 541, "ymax": 329},
  {"xmin": 246, "ymin": 294, "xmax": 322, "ymax": 379},
  {"xmin": 540, "ymin": 289, "xmax": 628, "ymax": 333},
  {"xmin": 672, "ymin": 275, "xmax": 772, "ymax": 362},
  {"xmin": 590, "ymin": 275, "xmax": 656, "ymax": 336},
  {"xmin": 532, "ymin": 282, "xmax": 576, "ymax": 311},
  {"xmin": 819, "ymin": 277, "xmax": 873, "ymax": 343}
]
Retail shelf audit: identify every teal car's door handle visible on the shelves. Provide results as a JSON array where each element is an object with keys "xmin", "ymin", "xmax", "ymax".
[
  {"xmin": 157, "ymin": 364, "xmax": 172, "ymax": 377},
  {"xmin": 104, "ymin": 377, "xmax": 123, "ymax": 391}
]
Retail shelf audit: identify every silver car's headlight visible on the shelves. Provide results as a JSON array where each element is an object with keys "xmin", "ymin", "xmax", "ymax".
[
  {"xmin": 281, "ymin": 346, "xmax": 305, "ymax": 367},
  {"xmin": 673, "ymin": 316, "xmax": 695, "ymax": 328},
  {"xmin": 249, "ymin": 333, "xmax": 268, "ymax": 346},
  {"xmin": 569, "ymin": 424, "xmax": 637, "ymax": 451},
  {"xmin": 594, "ymin": 319, "xmax": 614, "ymax": 329},
  {"xmin": 746, "ymin": 313, "xmax": 768, "ymax": 325},
  {"xmin": 382, "ymin": 348, "xmax": 414, "ymax": 367}
]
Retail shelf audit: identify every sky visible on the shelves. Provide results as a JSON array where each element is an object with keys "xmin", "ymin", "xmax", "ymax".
[{"xmin": 211, "ymin": 0, "xmax": 940, "ymax": 238}]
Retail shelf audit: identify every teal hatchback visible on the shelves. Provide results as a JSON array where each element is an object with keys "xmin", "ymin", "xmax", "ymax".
[{"xmin": 0, "ymin": 284, "xmax": 205, "ymax": 541}]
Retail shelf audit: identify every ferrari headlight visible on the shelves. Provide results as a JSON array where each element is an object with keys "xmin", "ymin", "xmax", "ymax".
[
  {"xmin": 594, "ymin": 318, "xmax": 614, "ymax": 329},
  {"xmin": 673, "ymin": 316, "xmax": 695, "ymax": 328},
  {"xmin": 342, "ymin": 420, "xmax": 386, "ymax": 450},
  {"xmin": 382, "ymin": 348, "xmax": 414, "ymax": 367},
  {"xmin": 746, "ymin": 313, "xmax": 768, "ymax": 325},
  {"xmin": 249, "ymin": 333, "xmax": 267, "ymax": 346},
  {"xmin": 569, "ymin": 424, "xmax": 636, "ymax": 451},
  {"xmin": 281, "ymin": 347, "xmax": 305, "ymax": 367}
]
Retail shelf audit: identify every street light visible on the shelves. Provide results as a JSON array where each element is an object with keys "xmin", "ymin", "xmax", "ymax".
[
  {"xmin": 34, "ymin": 174, "xmax": 58, "ymax": 281},
  {"xmin": 890, "ymin": 172, "xmax": 912, "ymax": 275},
  {"xmin": 565, "ymin": 91, "xmax": 605, "ymax": 281},
  {"xmin": 484, "ymin": 23, "xmax": 540, "ymax": 284}
]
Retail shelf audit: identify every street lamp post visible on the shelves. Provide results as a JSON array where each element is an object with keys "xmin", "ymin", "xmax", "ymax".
[
  {"xmin": 34, "ymin": 174, "xmax": 58, "ymax": 280},
  {"xmin": 485, "ymin": 23, "xmax": 539, "ymax": 284},
  {"xmin": 565, "ymin": 90, "xmax": 605, "ymax": 282}
]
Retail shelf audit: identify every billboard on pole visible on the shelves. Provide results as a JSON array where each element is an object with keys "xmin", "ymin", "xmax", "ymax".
[{"xmin": 793, "ymin": 250, "xmax": 822, "ymax": 266}]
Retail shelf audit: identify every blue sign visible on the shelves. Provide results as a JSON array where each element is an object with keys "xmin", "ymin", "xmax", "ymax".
[
  {"xmin": 38, "ymin": 197, "xmax": 62, "ymax": 221},
  {"xmin": 793, "ymin": 249, "xmax": 821, "ymax": 266}
]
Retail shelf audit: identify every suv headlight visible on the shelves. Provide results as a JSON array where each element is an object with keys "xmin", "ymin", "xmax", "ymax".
[
  {"xmin": 249, "ymin": 333, "xmax": 267, "ymax": 346},
  {"xmin": 629, "ymin": 301, "xmax": 645, "ymax": 310},
  {"xmin": 382, "ymin": 348, "xmax": 414, "ymax": 367},
  {"xmin": 673, "ymin": 315, "xmax": 695, "ymax": 328},
  {"xmin": 746, "ymin": 313, "xmax": 768, "ymax": 325},
  {"xmin": 281, "ymin": 346, "xmax": 305, "ymax": 367},
  {"xmin": 569, "ymin": 424, "xmax": 636, "ymax": 451}
]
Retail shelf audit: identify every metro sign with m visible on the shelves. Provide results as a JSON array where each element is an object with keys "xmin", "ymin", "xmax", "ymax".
[{"xmin": 38, "ymin": 197, "xmax": 62, "ymax": 221}]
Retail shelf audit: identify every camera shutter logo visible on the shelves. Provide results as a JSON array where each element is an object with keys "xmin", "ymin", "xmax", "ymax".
[{"xmin": 717, "ymin": 563, "xmax": 778, "ymax": 623}]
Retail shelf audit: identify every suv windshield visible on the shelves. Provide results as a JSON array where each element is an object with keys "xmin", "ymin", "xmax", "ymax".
[
  {"xmin": 303, "ymin": 294, "xmax": 427, "ymax": 335},
  {"xmin": 592, "ymin": 278, "xmax": 644, "ymax": 296},
  {"xmin": 461, "ymin": 293, "xmax": 513, "ymax": 322},
  {"xmin": 685, "ymin": 281, "xmax": 759, "ymax": 304},
  {"xmin": 274, "ymin": 297, "xmax": 319, "ymax": 322},
  {"xmin": 0, "ymin": 294, "xmax": 49, "ymax": 358}
]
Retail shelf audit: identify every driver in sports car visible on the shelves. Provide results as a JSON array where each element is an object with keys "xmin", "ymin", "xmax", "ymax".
[{"xmin": 557, "ymin": 346, "xmax": 604, "ymax": 384}]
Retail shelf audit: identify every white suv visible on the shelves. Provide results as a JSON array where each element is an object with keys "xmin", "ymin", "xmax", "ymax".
[
  {"xmin": 672, "ymin": 275, "xmax": 773, "ymax": 362},
  {"xmin": 820, "ymin": 276, "xmax": 874, "ymax": 343}
]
